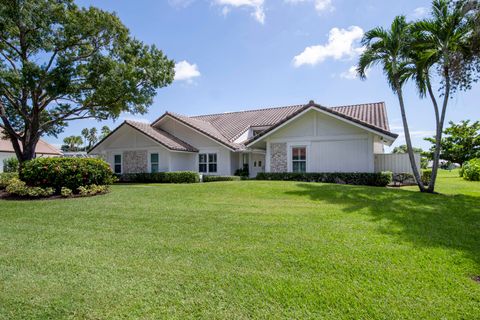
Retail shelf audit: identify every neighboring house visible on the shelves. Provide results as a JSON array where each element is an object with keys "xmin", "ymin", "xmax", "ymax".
[
  {"xmin": 89, "ymin": 100, "xmax": 404, "ymax": 177},
  {"xmin": 0, "ymin": 127, "xmax": 62, "ymax": 172}
]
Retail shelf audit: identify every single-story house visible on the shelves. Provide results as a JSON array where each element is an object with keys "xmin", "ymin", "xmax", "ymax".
[
  {"xmin": 0, "ymin": 126, "xmax": 62, "ymax": 172},
  {"xmin": 89, "ymin": 100, "xmax": 412, "ymax": 178}
]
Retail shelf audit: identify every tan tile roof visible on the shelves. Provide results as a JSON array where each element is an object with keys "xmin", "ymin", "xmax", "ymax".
[
  {"xmin": 331, "ymin": 102, "xmax": 390, "ymax": 132},
  {"xmin": 125, "ymin": 120, "xmax": 198, "ymax": 152},
  {"xmin": 0, "ymin": 128, "xmax": 62, "ymax": 155}
]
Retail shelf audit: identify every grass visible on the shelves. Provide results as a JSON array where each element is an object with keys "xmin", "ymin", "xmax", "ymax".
[{"xmin": 0, "ymin": 170, "xmax": 479, "ymax": 319}]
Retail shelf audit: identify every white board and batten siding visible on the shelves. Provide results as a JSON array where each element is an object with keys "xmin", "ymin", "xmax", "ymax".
[
  {"xmin": 374, "ymin": 153, "xmax": 421, "ymax": 174},
  {"xmin": 265, "ymin": 109, "xmax": 376, "ymax": 173}
]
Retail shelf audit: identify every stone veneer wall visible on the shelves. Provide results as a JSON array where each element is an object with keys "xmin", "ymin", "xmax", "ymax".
[
  {"xmin": 270, "ymin": 143, "xmax": 287, "ymax": 172},
  {"xmin": 123, "ymin": 150, "xmax": 148, "ymax": 174}
]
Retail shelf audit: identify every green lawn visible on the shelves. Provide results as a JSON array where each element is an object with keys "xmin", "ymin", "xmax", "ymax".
[{"xmin": 0, "ymin": 171, "xmax": 479, "ymax": 319}]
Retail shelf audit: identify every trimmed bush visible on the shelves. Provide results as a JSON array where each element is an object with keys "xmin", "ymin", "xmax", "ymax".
[
  {"xmin": 392, "ymin": 173, "xmax": 415, "ymax": 186},
  {"xmin": 256, "ymin": 172, "xmax": 392, "ymax": 187},
  {"xmin": 20, "ymin": 158, "xmax": 116, "ymax": 191},
  {"xmin": 203, "ymin": 175, "xmax": 241, "ymax": 182},
  {"xmin": 461, "ymin": 158, "xmax": 480, "ymax": 181},
  {"xmin": 61, "ymin": 187, "xmax": 73, "ymax": 198},
  {"xmin": 2, "ymin": 157, "xmax": 19, "ymax": 173},
  {"xmin": 0, "ymin": 172, "xmax": 18, "ymax": 190},
  {"xmin": 421, "ymin": 169, "xmax": 432, "ymax": 186},
  {"xmin": 77, "ymin": 184, "xmax": 110, "ymax": 196},
  {"xmin": 6, "ymin": 178, "xmax": 55, "ymax": 198},
  {"xmin": 117, "ymin": 171, "xmax": 200, "ymax": 184}
]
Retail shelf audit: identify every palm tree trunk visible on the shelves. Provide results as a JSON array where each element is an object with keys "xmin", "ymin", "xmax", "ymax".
[
  {"xmin": 425, "ymin": 75, "xmax": 441, "ymax": 193},
  {"xmin": 396, "ymin": 84, "xmax": 426, "ymax": 192}
]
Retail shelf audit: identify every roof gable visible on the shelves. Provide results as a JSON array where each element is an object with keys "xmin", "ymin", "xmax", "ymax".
[{"xmin": 0, "ymin": 127, "xmax": 61, "ymax": 155}]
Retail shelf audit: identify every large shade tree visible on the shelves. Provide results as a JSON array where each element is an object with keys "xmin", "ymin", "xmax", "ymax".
[{"xmin": 0, "ymin": 0, "xmax": 175, "ymax": 162}]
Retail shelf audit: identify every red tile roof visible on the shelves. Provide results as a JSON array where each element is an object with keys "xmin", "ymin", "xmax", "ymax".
[{"xmin": 0, "ymin": 128, "xmax": 61, "ymax": 155}]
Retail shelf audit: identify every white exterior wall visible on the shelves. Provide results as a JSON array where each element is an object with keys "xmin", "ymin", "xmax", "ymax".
[
  {"xmin": 156, "ymin": 118, "xmax": 233, "ymax": 175},
  {"xmin": 374, "ymin": 153, "xmax": 421, "ymax": 174},
  {"xmin": 265, "ymin": 110, "xmax": 377, "ymax": 173}
]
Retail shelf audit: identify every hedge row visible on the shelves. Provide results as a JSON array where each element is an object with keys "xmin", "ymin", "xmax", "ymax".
[
  {"xmin": 20, "ymin": 158, "xmax": 116, "ymax": 191},
  {"xmin": 256, "ymin": 172, "xmax": 393, "ymax": 187},
  {"xmin": 117, "ymin": 171, "xmax": 200, "ymax": 184},
  {"xmin": 203, "ymin": 175, "xmax": 241, "ymax": 182}
]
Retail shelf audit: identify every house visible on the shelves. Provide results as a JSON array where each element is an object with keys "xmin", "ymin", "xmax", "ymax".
[
  {"xmin": 89, "ymin": 100, "xmax": 407, "ymax": 178},
  {"xmin": 0, "ymin": 127, "xmax": 62, "ymax": 172}
]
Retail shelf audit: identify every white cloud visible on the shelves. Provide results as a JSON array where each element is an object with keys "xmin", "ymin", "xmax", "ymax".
[
  {"xmin": 214, "ymin": 0, "xmax": 265, "ymax": 24},
  {"xmin": 168, "ymin": 0, "xmax": 195, "ymax": 8},
  {"xmin": 285, "ymin": 0, "xmax": 334, "ymax": 13},
  {"xmin": 293, "ymin": 26, "xmax": 364, "ymax": 67},
  {"xmin": 340, "ymin": 66, "xmax": 358, "ymax": 80},
  {"xmin": 409, "ymin": 7, "xmax": 429, "ymax": 20},
  {"xmin": 174, "ymin": 60, "xmax": 201, "ymax": 82}
]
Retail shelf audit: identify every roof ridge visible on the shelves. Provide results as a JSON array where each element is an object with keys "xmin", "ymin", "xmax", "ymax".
[
  {"xmin": 190, "ymin": 104, "xmax": 306, "ymax": 118},
  {"xmin": 331, "ymin": 101, "xmax": 385, "ymax": 109}
]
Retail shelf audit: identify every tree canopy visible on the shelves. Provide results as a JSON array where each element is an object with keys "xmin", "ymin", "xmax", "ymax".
[{"xmin": 0, "ymin": 0, "xmax": 175, "ymax": 161}]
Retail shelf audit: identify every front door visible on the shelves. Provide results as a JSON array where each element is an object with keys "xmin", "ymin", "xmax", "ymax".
[{"xmin": 250, "ymin": 153, "xmax": 265, "ymax": 178}]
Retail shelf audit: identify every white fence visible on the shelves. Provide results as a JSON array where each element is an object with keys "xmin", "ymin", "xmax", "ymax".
[{"xmin": 374, "ymin": 153, "xmax": 421, "ymax": 174}]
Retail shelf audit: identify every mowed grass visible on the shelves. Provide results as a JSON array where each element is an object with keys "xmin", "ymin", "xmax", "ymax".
[{"xmin": 0, "ymin": 171, "xmax": 479, "ymax": 319}]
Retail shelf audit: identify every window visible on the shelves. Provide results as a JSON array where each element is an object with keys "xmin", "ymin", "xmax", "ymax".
[
  {"xmin": 150, "ymin": 153, "xmax": 159, "ymax": 173},
  {"xmin": 208, "ymin": 153, "xmax": 217, "ymax": 173},
  {"xmin": 199, "ymin": 154, "xmax": 207, "ymax": 173},
  {"xmin": 199, "ymin": 153, "xmax": 217, "ymax": 173},
  {"xmin": 114, "ymin": 154, "xmax": 122, "ymax": 174},
  {"xmin": 258, "ymin": 161, "xmax": 262, "ymax": 167},
  {"xmin": 292, "ymin": 147, "xmax": 306, "ymax": 173}
]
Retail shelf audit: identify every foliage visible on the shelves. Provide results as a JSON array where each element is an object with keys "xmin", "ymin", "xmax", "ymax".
[
  {"xmin": 256, "ymin": 172, "xmax": 393, "ymax": 187},
  {"xmin": 20, "ymin": 158, "xmax": 116, "ymax": 191},
  {"xmin": 425, "ymin": 120, "xmax": 480, "ymax": 165},
  {"xmin": 60, "ymin": 187, "xmax": 73, "ymax": 198},
  {"xmin": 100, "ymin": 126, "xmax": 111, "ymax": 140},
  {"xmin": 421, "ymin": 169, "xmax": 432, "ymax": 186},
  {"xmin": 2, "ymin": 157, "xmax": 18, "ymax": 172},
  {"xmin": 117, "ymin": 172, "xmax": 200, "ymax": 184},
  {"xmin": 0, "ymin": 172, "xmax": 17, "ymax": 189},
  {"xmin": 460, "ymin": 158, "xmax": 480, "ymax": 181},
  {"xmin": 77, "ymin": 184, "xmax": 110, "ymax": 197},
  {"xmin": 234, "ymin": 165, "xmax": 249, "ymax": 178},
  {"xmin": 61, "ymin": 136, "xmax": 83, "ymax": 152},
  {"xmin": 392, "ymin": 173, "xmax": 415, "ymax": 186},
  {"xmin": 0, "ymin": 0, "xmax": 175, "ymax": 162},
  {"xmin": 5, "ymin": 178, "xmax": 55, "ymax": 198},
  {"xmin": 203, "ymin": 175, "xmax": 241, "ymax": 182}
]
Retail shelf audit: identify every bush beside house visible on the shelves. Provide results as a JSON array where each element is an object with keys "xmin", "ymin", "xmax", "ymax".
[
  {"xmin": 117, "ymin": 171, "xmax": 200, "ymax": 184},
  {"xmin": 203, "ymin": 175, "xmax": 241, "ymax": 182}
]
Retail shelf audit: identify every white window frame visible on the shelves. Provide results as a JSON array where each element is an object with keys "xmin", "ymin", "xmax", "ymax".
[
  {"xmin": 198, "ymin": 152, "xmax": 218, "ymax": 174},
  {"xmin": 113, "ymin": 154, "xmax": 122, "ymax": 174},
  {"xmin": 287, "ymin": 143, "xmax": 310, "ymax": 173},
  {"xmin": 150, "ymin": 152, "xmax": 159, "ymax": 173}
]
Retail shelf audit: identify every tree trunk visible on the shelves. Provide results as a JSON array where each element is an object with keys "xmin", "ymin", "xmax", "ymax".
[
  {"xmin": 427, "ymin": 72, "xmax": 450, "ymax": 193},
  {"xmin": 396, "ymin": 84, "xmax": 426, "ymax": 192}
]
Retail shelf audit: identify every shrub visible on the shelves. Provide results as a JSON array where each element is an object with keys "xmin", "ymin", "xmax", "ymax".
[
  {"xmin": 392, "ymin": 173, "xmax": 415, "ymax": 186},
  {"xmin": 117, "ymin": 171, "xmax": 199, "ymax": 184},
  {"xmin": 256, "ymin": 172, "xmax": 392, "ymax": 187},
  {"xmin": 76, "ymin": 184, "xmax": 110, "ymax": 196},
  {"xmin": 421, "ymin": 169, "xmax": 432, "ymax": 186},
  {"xmin": 6, "ymin": 178, "xmax": 55, "ymax": 198},
  {"xmin": 234, "ymin": 165, "xmax": 249, "ymax": 178},
  {"xmin": 0, "ymin": 172, "xmax": 18, "ymax": 190},
  {"xmin": 203, "ymin": 175, "xmax": 241, "ymax": 182},
  {"xmin": 21, "ymin": 157, "xmax": 116, "ymax": 191},
  {"xmin": 61, "ymin": 187, "xmax": 73, "ymax": 198},
  {"xmin": 461, "ymin": 158, "xmax": 480, "ymax": 181},
  {"xmin": 2, "ymin": 157, "xmax": 19, "ymax": 173}
]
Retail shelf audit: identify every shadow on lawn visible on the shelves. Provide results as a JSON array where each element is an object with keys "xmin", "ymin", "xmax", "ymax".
[{"xmin": 286, "ymin": 183, "xmax": 480, "ymax": 267}]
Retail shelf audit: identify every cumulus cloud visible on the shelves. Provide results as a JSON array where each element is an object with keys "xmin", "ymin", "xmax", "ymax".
[
  {"xmin": 214, "ymin": 0, "xmax": 265, "ymax": 24},
  {"xmin": 409, "ymin": 7, "xmax": 429, "ymax": 20},
  {"xmin": 285, "ymin": 0, "xmax": 334, "ymax": 13},
  {"xmin": 293, "ymin": 26, "xmax": 364, "ymax": 67},
  {"xmin": 174, "ymin": 60, "xmax": 201, "ymax": 82},
  {"xmin": 340, "ymin": 66, "xmax": 359, "ymax": 80}
]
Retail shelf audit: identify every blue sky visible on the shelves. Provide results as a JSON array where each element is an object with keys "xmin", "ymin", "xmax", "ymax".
[{"xmin": 50, "ymin": 0, "xmax": 480, "ymax": 151}]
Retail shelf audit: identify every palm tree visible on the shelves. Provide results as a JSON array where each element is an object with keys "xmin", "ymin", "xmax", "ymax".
[
  {"xmin": 63, "ymin": 136, "xmax": 83, "ymax": 152},
  {"xmin": 81, "ymin": 128, "xmax": 89, "ymax": 150},
  {"xmin": 100, "ymin": 126, "xmax": 111, "ymax": 139},
  {"xmin": 88, "ymin": 127, "xmax": 98, "ymax": 150},
  {"xmin": 357, "ymin": 16, "xmax": 426, "ymax": 192},
  {"xmin": 409, "ymin": 0, "xmax": 474, "ymax": 192}
]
